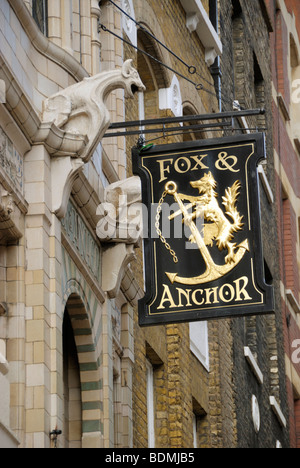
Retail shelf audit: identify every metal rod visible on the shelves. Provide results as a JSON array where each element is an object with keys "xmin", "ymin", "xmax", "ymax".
[
  {"xmin": 104, "ymin": 121, "xmax": 232, "ymax": 138},
  {"xmin": 104, "ymin": 126, "xmax": 266, "ymax": 140},
  {"xmin": 107, "ymin": 109, "xmax": 265, "ymax": 130}
]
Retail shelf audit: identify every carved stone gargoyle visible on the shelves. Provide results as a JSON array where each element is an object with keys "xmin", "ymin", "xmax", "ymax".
[{"xmin": 35, "ymin": 60, "xmax": 145, "ymax": 218}]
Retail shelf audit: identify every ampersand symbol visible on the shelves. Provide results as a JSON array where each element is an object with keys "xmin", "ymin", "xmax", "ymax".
[{"xmin": 215, "ymin": 152, "xmax": 240, "ymax": 173}]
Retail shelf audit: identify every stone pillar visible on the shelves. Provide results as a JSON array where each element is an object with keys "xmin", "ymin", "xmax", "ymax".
[
  {"xmin": 48, "ymin": 0, "xmax": 62, "ymax": 48},
  {"xmin": 100, "ymin": 1, "xmax": 127, "ymax": 179},
  {"xmin": 121, "ymin": 303, "xmax": 134, "ymax": 448},
  {"xmin": 102, "ymin": 299, "xmax": 114, "ymax": 448},
  {"xmin": 24, "ymin": 145, "xmax": 52, "ymax": 448},
  {"xmin": 91, "ymin": 0, "xmax": 102, "ymax": 75},
  {"xmin": 48, "ymin": 213, "xmax": 64, "ymax": 440}
]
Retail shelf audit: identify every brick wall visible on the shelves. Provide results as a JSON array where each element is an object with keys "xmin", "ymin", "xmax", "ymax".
[
  {"xmin": 125, "ymin": 0, "xmax": 237, "ymax": 449},
  {"xmin": 220, "ymin": 0, "xmax": 290, "ymax": 448},
  {"xmin": 270, "ymin": 0, "xmax": 300, "ymax": 449},
  {"xmin": 124, "ymin": 0, "xmax": 292, "ymax": 448},
  {"xmin": 282, "ymin": 199, "xmax": 300, "ymax": 299}
]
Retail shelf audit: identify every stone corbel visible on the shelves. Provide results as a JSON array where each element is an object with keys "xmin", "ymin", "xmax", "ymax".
[
  {"xmin": 33, "ymin": 122, "xmax": 88, "ymax": 158},
  {"xmin": 51, "ymin": 157, "xmax": 85, "ymax": 219},
  {"xmin": 96, "ymin": 176, "xmax": 143, "ymax": 246},
  {"xmin": 180, "ymin": 0, "xmax": 222, "ymax": 66},
  {"xmin": 102, "ymin": 243, "xmax": 136, "ymax": 298},
  {"xmin": 97, "ymin": 176, "xmax": 143, "ymax": 299}
]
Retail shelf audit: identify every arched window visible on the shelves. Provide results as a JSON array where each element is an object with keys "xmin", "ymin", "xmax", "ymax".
[
  {"xmin": 182, "ymin": 105, "xmax": 207, "ymax": 142},
  {"xmin": 63, "ymin": 308, "xmax": 82, "ymax": 448},
  {"xmin": 137, "ymin": 29, "xmax": 169, "ymax": 115},
  {"xmin": 136, "ymin": 29, "xmax": 171, "ymax": 143},
  {"xmin": 61, "ymin": 292, "xmax": 102, "ymax": 448},
  {"xmin": 290, "ymin": 34, "xmax": 300, "ymax": 145}
]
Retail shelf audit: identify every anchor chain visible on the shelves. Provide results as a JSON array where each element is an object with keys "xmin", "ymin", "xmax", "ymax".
[{"xmin": 155, "ymin": 191, "xmax": 178, "ymax": 264}]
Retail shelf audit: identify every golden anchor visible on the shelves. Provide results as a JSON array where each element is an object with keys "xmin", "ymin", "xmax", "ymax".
[{"xmin": 163, "ymin": 175, "xmax": 249, "ymax": 286}]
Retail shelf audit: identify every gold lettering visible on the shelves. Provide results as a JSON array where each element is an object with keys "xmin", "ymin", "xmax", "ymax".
[
  {"xmin": 157, "ymin": 151, "xmax": 241, "ymax": 185},
  {"xmin": 215, "ymin": 151, "xmax": 240, "ymax": 173},
  {"xmin": 176, "ymin": 288, "xmax": 192, "ymax": 307},
  {"xmin": 158, "ymin": 284, "xmax": 177, "ymax": 310},
  {"xmin": 190, "ymin": 154, "xmax": 209, "ymax": 171},
  {"xmin": 192, "ymin": 289, "xmax": 205, "ymax": 306},
  {"xmin": 234, "ymin": 276, "xmax": 252, "ymax": 301},
  {"xmin": 205, "ymin": 287, "xmax": 220, "ymax": 304},
  {"xmin": 219, "ymin": 283, "xmax": 236, "ymax": 303},
  {"xmin": 157, "ymin": 276, "xmax": 252, "ymax": 311},
  {"xmin": 158, "ymin": 159, "xmax": 174, "ymax": 183},
  {"xmin": 174, "ymin": 157, "xmax": 191, "ymax": 174}
]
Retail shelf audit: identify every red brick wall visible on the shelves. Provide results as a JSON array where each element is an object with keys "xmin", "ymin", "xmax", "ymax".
[
  {"xmin": 271, "ymin": 0, "xmax": 300, "ymax": 448},
  {"xmin": 275, "ymin": 10, "xmax": 291, "ymax": 107},
  {"xmin": 282, "ymin": 199, "xmax": 300, "ymax": 300},
  {"xmin": 295, "ymin": 400, "xmax": 300, "ymax": 448},
  {"xmin": 285, "ymin": 0, "xmax": 300, "ymax": 39}
]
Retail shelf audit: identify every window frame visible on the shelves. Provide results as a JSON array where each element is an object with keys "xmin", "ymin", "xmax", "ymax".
[
  {"xmin": 32, "ymin": 0, "xmax": 48, "ymax": 36},
  {"xmin": 189, "ymin": 321, "xmax": 210, "ymax": 371},
  {"xmin": 146, "ymin": 359, "xmax": 156, "ymax": 448}
]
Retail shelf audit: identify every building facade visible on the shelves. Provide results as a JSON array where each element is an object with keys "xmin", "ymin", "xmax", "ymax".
[
  {"xmin": 0, "ymin": 0, "xmax": 143, "ymax": 448},
  {"xmin": 268, "ymin": 0, "xmax": 300, "ymax": 448},
  {"xmin": 0, "ymin": 0, "xmax": 298, "ymax": 449}
]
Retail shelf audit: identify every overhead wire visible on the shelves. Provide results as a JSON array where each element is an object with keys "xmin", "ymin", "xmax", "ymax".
[
  {"xmin": 98, "ymin": 0, "xmax": 270, "ymax": 143},
  {"xmin": 100, "ymin": 23, "xmax": 237, "ymax": 107},
  {"xmin": 105, "ymin": 0, "xmax": 218, "ymax": 92},
  {"xmin": 99, "ymin": 24, "xmax": 204, "ymax": 91},
  {"xmin": 99, "ymin": 0, "xmax": 239, "ymax": 109}
]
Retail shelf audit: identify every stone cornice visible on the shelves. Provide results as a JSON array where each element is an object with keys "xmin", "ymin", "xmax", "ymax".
[
  {"xmin": 8, "ymin": 0, "xmax": 89, "ymax": 83},
  {"xmin": 0, "ymin": 55, "xmax": 40, "ymax": 146}
]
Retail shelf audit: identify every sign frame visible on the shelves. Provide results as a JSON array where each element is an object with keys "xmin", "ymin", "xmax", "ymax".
[{"xmin": 132, "ymin": 133, "xmax": 274, "ymax": 327}]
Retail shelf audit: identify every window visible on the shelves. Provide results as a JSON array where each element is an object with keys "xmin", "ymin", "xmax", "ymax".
[
  {"xmin": 290, "ymin": 34, "xmax": 300, "ymax": 148},
  {"xmin": 189, "ymin": 321, "xmax": 209, "ymax": 370},
  {"xmin": 193, "ymin": 414, "xmax": 198, "ymax": 448},
  {"xmin": 192, "ymin": 398, "xmax": 207, "ymax": 448},
  {"xmin": 32, "ymin": 0, "xmax": 48, "ymax": 36},
  {"xmin": 146, "ymin": 360, "xmax": 155, "ymax": 448}
]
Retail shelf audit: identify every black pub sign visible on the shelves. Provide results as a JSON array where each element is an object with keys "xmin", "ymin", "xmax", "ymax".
[{"xmin": 132, "ymin": 134, "xmax": 274, "ymax": 326}]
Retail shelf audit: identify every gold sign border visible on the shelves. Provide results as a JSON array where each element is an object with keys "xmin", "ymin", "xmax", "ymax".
[{"xmin": 141, "ymin": 143, "xmax": 265, "ymax": 317}]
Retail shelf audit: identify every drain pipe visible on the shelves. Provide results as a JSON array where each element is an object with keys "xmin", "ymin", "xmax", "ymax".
[{"xmin": 209, "ymin": 0, "xmax": 222, "ymax": 111}]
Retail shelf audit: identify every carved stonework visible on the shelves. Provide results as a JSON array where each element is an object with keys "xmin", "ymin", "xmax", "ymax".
[
  {"xmin": 36, "ymin": 60, "xmax": 145, "ymax": 219},
  {"xmin": 96, "ymin": 176, "xmax": 142, "ymax": 246},
  {"xmin": 0, "ymin": 189, "xmax": 22, "ymax": 244},
  {"xmin": 38, "ymin": 60, "xmax": 145, "ymax": 163},
  {"xmin": 0, "ymin": 126, "xmax": 23, "ymax": 194},
  {"xmin": 122, "ymin": 0, "xmax": 137, "ymax": 46},
  {"xmin": 61, "ymin": 200, "xmax": 101, "ymax": 281},
  {"xmin": 97, "ymin": 176, "xmax": 143, "ymax": 299}
]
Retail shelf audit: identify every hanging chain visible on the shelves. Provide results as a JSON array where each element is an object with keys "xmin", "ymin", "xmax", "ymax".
[{"xmin": 155, "ymin": 191, "xmax": 178, "ymax": 264}]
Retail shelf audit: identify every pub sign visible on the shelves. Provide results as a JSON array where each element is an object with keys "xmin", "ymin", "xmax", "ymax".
[{"xmin": 132, "ymin": 134, "xmax": 274, "ymax": 327}]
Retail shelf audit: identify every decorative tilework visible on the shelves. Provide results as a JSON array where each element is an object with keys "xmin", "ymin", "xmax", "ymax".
[
  {"xmin": 61, "ymin": 200, "xmax": 101, "ymax": 282},
  {"xmin": 61, "ymin": 246, "xmax": 104, "ymax": 439},
  {"xmin": 0, "ymin": 126, "xmax": 23, "ymax": 193}
]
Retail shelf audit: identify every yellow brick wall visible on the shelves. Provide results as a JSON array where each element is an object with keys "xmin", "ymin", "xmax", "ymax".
[{"xmin": 123, "ymin": 0, "xmax": 237, "ymax": 449}]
